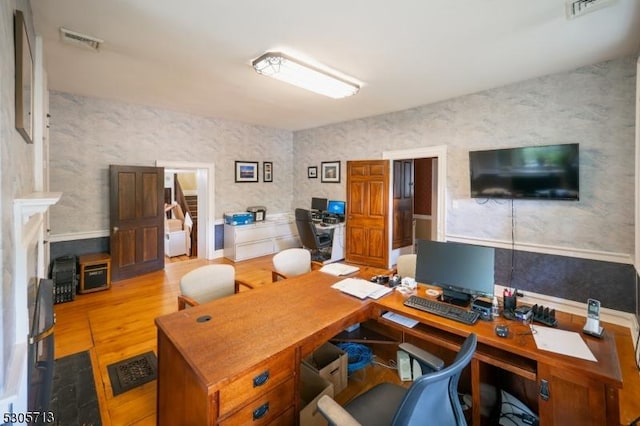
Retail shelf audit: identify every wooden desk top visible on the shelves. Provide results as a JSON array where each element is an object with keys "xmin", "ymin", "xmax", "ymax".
[{"xmin": 155, "ymin": 272, "xmax": 622, "ymax": 391}]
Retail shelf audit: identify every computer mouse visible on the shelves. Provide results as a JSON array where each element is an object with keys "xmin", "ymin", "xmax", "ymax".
[{"xmin": 495, "ymin": 324, "xmax": 509, "ymax": 338}]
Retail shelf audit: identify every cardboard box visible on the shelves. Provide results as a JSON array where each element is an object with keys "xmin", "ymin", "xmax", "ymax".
[
  {"xmin": 224, "ymin": 212, "xmax": 254, "ymax": 225},
  {"xmin": 303, "ymin": 343, "xmax": 348, "ymax": 394},
  {"xmin": 300, "ymin": 363, "xmax": 334, "ymax": 426}
]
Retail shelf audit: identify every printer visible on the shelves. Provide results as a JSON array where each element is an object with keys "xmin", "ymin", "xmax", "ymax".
[{"xmin": 247, "ymin": 206, "xmax": 267, "ymax": 222}]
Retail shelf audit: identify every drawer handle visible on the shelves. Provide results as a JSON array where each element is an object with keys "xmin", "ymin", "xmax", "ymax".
[
  {"xmin": 253, "ymin": 402, "xmax": 269, "ymax": 420},
  {"xmin": 253, "ymin": 370, "xmax": 270, "ymax": 387}
]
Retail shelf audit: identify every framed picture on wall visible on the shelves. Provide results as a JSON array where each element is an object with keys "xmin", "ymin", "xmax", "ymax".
[
  {"xmin": 14, "ymin": 10, "xmax": 33, "ymax": 144},
  {"xmin": 308, "ymin": 166, "xmax": 317, "ymax": 179},
  {"xmin": 263, "ymin": 162, "xmax": 273, "ymax": 182},
  {"xmin": 235, "ymin": 161, "xmax": 259, "ymax": 182},
  {"xmin": 321, "ymin": 161, "xmax": 340, "ymax": 183}
]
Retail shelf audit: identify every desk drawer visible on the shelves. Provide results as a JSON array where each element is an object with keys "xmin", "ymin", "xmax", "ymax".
[
  {"xmin": 219, "ymin": 349, "xmax": 295, "ymax": 416},
  {"xmin": 219, "ymin": 377, "xmax": 294, "ymax": 426}
]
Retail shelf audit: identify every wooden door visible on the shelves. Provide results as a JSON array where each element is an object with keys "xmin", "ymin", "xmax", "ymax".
[
  {"xmin": 345, "ymin": 160, "xmax": 390, "ymax": 268},
  {"xmin": 110, "ymin": 165, "xmax": 165, "ymax": 281},
  {"xmin": 392, "ymin": 159, "xmax": 414, "ymax": 249}
]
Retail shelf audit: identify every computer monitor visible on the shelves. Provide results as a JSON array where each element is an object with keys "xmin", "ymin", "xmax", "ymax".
[
  {"xmin": 311, "ymin": 197, "xmax": 328, "ymax": 211},
  {"xmin": 415, "ymin": 239, "xmax": 495, "ymax": 306},
  {"xmin": 326, "ymin": 200, "xmax": 346, "ymax": 216}
]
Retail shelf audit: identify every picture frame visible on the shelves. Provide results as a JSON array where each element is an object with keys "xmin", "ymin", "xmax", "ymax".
[
  {"xmin": 321, "ymin": 161, "xmax": 341, "ymax": 183},
  {"xmin": 14, "ymin": 10, "xmax": 33, "ymax": 144},
  {"xmin": 308, "ymin": 166, "xmax": 317, "ymax": 179},
  {"xmin": 263, "ymin": 162, "xmax": 273, "ymax": 182},
  {"xmin": 235, "ymin": 161, "xmax": 259, "ymax": 182}
]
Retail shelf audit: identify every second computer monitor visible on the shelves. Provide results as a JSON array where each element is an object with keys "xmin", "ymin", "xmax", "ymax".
[
  {"xmin": 327, "ymin": 200, "xmax": 346, "ymax": 216},
  {"xmin": 311, "ymin": 197, "xmax": 328, "ymax": 211}
]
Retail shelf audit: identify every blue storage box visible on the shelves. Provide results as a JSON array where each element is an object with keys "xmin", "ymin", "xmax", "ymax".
[{"xmin": 224, "ymin": 212, "xmax": 254, "ymax": 225}]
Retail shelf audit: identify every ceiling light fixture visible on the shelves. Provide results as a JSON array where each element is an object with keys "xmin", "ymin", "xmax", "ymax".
[{"xmin": 252, "ymin": 52, "xmax": 360, "ymax": 99}]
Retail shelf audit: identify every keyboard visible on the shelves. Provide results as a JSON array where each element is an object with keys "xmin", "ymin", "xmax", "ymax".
[{"xmin": 404, "ymin": 295, "xmax": 480, "ymax": 325}]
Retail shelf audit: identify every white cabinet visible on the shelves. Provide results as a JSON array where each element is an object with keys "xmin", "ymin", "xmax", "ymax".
[
  {"xmin": 224, "ymin": 216, "xmax": 300, "ymax": 261},
  {"xmin": 165, "ymin": 230, "xmax": 187, "ymax": 257}
]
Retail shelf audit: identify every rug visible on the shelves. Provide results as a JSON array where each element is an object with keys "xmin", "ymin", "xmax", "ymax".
[
  {"xmin": 50, "ymin": 351, "xmax": 102, "ymax": 426},
  {"xmin": 107, "ymin": 351, "xmax": 157, "ymax": 396}
]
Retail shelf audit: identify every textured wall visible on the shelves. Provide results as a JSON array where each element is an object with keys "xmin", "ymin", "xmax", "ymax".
[
  {"xmin": 1, "ymin": 0, "xmax": 37, "ymax": 396},
  {"xmin": 48, "ymin": 93, "xmax": 294, "ymax": 235},
  {"xmin": 294, "ymin": 56, "xmax": 636, "ymax": 257}
]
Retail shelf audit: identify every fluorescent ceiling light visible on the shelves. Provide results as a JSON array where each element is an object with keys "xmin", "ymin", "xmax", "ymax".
[{"xmin": 252, "ymin": 52, "xmax": 360, "ymax": 99}]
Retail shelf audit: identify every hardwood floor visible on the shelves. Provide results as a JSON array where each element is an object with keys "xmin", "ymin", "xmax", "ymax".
[{"xmin": 54, "ymin": 255, "xmax": 400, "ymax": 425}]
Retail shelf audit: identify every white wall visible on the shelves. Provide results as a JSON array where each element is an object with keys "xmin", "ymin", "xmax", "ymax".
[{"xmin": 294, "ymin": 56, "xmax": 637, "ymax": 261}]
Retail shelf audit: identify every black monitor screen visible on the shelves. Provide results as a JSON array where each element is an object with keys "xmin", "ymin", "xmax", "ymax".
[
  {"xmin": 327, "ymin": 200, "xmax": 345, "ymax": 215},
  {"xmin": 415, "ymin": 240, "xmax": 495, "ymax": 301},
  {"xmin": 311, "ymin": 197, "xmax": 327, "ymax": 211}
]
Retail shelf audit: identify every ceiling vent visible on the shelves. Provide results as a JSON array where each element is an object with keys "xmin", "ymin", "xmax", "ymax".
[
  {"xmin": 565, "ymin": 0, "xmax": 617, "ymax": 19},
  {"xmin": 59, "ymin": 27, "xmax": 103, "ymax": 51}
]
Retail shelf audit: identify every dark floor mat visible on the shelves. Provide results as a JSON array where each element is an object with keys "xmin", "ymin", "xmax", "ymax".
[
  {"xmin": 106, "ymin": 351, "xmax": 157, "ymax": 396},
  {"xmin": 51, "ymin": 351, "xmax": 101, "ymax": 426}
]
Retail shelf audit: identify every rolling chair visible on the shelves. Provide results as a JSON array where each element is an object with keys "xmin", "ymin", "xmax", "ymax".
[
  {"xmin": 396, "ymin": 253, "xmax": 417, "ymax": 278},
  {"xmin": 317, "ymin": 333, "xmax": 477, "ymax": 426},
  {"xmin": 295, "ymin": 208, "xmax": 333, "ymax": 261},
  {"xmin": 177, "ymin": 264, "xmax": 253, "ymax": 310},
  {"xmin": 272, "ymin": 248, "xmax": 312, "ymax": 281}
]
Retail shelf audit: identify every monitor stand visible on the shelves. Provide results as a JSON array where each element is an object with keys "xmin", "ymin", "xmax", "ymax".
[{"xmin": 440, "ymin": 288, "xmax": 471, "ymax": 307}]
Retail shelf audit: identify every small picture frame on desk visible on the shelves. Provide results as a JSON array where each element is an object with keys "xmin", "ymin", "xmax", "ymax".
[
  {"xmin": 308, "ymin": 166, "xmax": 317, "ymax": 179},
  {"xmin": 235, "ymin": 161, "xmax": 259, "ymax": 182},
  {"xmin": 263, "ymin": 162, "xmax": 273, "ymax": 182},
  {"xmin": 321, "ymin": 161, "xmax": 340, "ymax": 183}
]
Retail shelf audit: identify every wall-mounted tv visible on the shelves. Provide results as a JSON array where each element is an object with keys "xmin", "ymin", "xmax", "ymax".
[{"xmin": 469, "ymin": 143, "xmax": 579, "ymax": 200}]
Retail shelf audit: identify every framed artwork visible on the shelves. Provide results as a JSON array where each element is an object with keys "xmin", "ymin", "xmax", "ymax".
[
  {"xmin": 263, "ymin": 162, "xmax": 273, "ymax": 182},
  {"xmin": 14, "ymin": 10, "xmax": 33, "ymax": 144},
  {"xmin": 308, "ymin": 166, "xmax": 317, "ymax": 179},
  {"xmin": 321, "ymin": 161, "xmax": 341, "ymax": 183},
  {"xmin": 235, "ymin": 161, "xmax": 259, "ymax": 182}
]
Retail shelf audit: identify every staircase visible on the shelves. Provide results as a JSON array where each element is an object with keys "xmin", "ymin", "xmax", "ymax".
[{"xmin": 185, "ymin": 195, "xmax": 198, "ymax": 256}]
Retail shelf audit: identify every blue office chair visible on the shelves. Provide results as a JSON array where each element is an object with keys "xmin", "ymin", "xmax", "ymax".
[
  {"xmin": 294, "ymin": 208, "xmax": 333, "ymax": 261},
  {"xmin": 318, "ymin": 333, "xmax": 477, "ymax": 426}
]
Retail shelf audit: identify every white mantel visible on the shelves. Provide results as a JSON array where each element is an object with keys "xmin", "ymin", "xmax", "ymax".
[{"xmin": 0, "ymin": 192, "xmax": 61, "ymax": 416}]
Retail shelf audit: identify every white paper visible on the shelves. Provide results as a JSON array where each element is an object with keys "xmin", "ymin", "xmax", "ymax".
[
  {"xmin": 320, "ymin": 263, "xmax": 360, "ymax": 276},
  {"xmin": 331, "ymin": 278, "xmax": 390, "ymax": 299},
  {"xmin": 382, "ymin": 311, "xmax": 418, "ymax": 328},
  {"xmin": 531, "ymin": 325, "xmax": 597, "ymax": 362}
]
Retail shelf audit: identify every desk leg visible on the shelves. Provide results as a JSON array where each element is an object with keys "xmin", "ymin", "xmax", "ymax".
[{"xmin": 471, "ymin": 358, "xmax": 481, "ymax": 425}]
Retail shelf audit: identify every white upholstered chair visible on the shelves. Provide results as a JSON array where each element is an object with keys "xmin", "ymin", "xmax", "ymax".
[
  {"xmin": 178, "ymin": 264, "xmax": 253, "ymax": 310},
  {"xmin": 271, "ymin": 248, "xmax": 312, "ymax": 281},
  {"xmin": 396, "ymin": 254, "xmax": 417, "ymax": 279}
]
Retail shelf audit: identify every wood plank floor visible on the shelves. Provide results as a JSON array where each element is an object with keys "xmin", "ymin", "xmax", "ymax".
[{"xmin": 54, "ymin": 255, "xmax": 400, "ymax": 425}]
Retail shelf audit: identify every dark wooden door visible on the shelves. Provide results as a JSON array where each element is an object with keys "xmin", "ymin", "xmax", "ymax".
[
  {"xmin": 392, "ymin": 159, "xmax": 414, "ymax": 249},
  {"xmin": 110, "ymin": 165, "xmax": 165, "ymax": 281},
  {"xmin": 345, "ymin": 160, "xmax": 390, "ymax": 268}
]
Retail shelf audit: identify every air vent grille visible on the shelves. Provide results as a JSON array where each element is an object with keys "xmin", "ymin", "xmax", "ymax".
[
  {"xmin": 566, "ymin": 0, "xmax": 617, "ymax": 19},
  {"xmin": 59, "ymin": 28, "xmax": 103, "ymax": 51}
]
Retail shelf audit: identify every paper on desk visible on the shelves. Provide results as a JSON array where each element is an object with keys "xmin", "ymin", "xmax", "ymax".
[
  {"xmin": 331, "ymin": 278, "xmax": 391, "ymax": 299},
  {"xmin": 531, "ymin": 325, "xmax": 597, "ymax": 362}
]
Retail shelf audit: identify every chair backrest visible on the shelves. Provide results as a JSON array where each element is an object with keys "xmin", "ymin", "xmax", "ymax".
[
  {"xmin": 272, "ymin": 248, "xmax": 311, "ymax": 279},
  {"xmin": 392, "ymin": 333, "xmax": 477, "ymax": 426},
  {"xmin": 179, "ymin": 264, "xmax": 235, "ymax": 306},
  {"xmin": 295, "ymin": 208, "xmax": 321, "ymax": 250},
  {"xmin": 396, "ymin": 254, "xmax": 417, "ymax": 278}
]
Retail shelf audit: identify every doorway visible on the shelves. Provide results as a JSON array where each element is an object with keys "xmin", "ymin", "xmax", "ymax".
[
  {"xmin": 383, "ymin": 146, "xmax": 447, "ymax": 268},
  {"xmin": 156, "ymin": 160, "xmax": 216, "ymax": 260}
]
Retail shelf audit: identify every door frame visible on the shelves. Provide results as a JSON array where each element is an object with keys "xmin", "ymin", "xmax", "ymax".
[
  {"xmin": 382, "ymin": 145, "xmax": 447, "ymax": 262},
  {"xmin": 156, "ymin": 160, "xmax": 216, "ymax": 259}
]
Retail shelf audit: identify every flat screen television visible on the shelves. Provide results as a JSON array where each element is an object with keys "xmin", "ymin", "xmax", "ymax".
[
  {"xmin": 469, "ymin": 143, "xmax": 579, "ymax": 200},
  {"xmin": 327, "ymin": 200, "xmax": 346, "ymax": 216},
  {"xmin": 415, "ymin": 239, "xmax": 495, "ymax": 305}
]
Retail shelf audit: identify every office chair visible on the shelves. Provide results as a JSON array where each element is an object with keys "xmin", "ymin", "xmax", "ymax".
[
  {"xmin": 396, "ymin": 253, "xmax": 417, "ymax": 278},
  {"xmin": 272, "ymin": 248, "xmax": 312, "ymax": 281},
  {"xmin": 317, "ymin": 333, "xmax": 477, "ymax": 426},
  {"xmin": 295, "ymin": 208, "xmax": 333, "ymax": 261},
  {"xmin": 178, "ymin": 264, "xmax": 253, "ymax": 309}
]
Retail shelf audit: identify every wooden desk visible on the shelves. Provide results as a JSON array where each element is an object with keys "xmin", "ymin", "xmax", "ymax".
[{"xmin": 155, "ymin": 272, "xmax": 622, "ymax": 425}]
